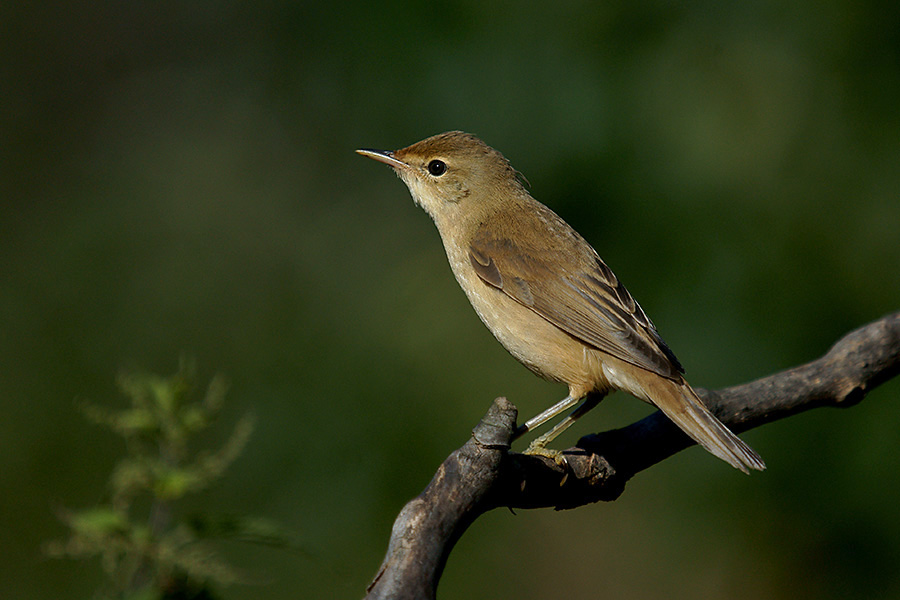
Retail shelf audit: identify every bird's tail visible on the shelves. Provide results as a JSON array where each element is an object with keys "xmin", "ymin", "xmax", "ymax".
[{"xmin": 650, "ymin": 378, "xmax": 765, "ymax": 473}]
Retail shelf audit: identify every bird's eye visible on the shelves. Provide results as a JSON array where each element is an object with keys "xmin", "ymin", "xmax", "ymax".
[{"xmin": 427, "ymin": 160, "xmax": 447, "ymax": 176}]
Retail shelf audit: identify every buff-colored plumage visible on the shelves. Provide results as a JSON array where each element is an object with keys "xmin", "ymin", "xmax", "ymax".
[{"xmin": 358, "ymin": 131, "xmax": 764, "ymax": 472}]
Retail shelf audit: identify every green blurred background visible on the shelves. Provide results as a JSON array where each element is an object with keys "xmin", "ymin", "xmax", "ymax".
[{"xmin": 3, "ymin": 1, "xmax": 899, "ymax": 598}]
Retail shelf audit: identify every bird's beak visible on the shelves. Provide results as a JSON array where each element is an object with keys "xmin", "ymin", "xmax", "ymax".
[{"xmin": 356, "ymin": 148, "xmax": 409, "ymax": 170}]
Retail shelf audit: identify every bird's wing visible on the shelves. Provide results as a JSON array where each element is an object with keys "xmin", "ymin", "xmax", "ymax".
[{"xmin": 468, "ymin": 217, "xmax": 684, "ymax": 380}]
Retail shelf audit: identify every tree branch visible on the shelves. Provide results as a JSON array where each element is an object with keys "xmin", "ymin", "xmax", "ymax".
[{"xmin": 364, "ymin": 312, "xmax": 900, "ymax": 600}]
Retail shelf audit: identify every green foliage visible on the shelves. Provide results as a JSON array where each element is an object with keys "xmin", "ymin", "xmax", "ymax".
[{"xmin": 46, "ymin": 360, "xmax": 287, "ymax": 600}]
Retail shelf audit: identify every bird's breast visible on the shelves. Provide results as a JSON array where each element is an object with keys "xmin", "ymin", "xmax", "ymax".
[{"xmin": 442, "ymin": 239, "xmax": 607, "ymax": 397}]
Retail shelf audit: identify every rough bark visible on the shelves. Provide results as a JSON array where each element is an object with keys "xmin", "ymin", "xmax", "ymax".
[{"xmin": 364, "ymin": 312, "xmax": 900, "ymax": 600}]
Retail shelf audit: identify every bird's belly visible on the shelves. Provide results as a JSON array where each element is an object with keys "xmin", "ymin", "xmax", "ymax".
[{"xmin": 461, "ymin": 277, "xmax": 606, "ymax": 395}]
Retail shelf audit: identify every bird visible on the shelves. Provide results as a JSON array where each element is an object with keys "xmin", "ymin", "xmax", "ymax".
[{"xmin": 357, "ymin": 131, "xmax": 764, "ymax": 473}]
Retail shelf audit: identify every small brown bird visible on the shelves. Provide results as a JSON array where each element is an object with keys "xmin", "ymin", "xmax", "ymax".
[{"xmin": 357, "ymin": 131, "xmax": 764, "ymax": 473}]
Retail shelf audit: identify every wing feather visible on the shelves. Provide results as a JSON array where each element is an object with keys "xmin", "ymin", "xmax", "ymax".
[{"xmin": 468, "ymin": 211, "xmax": 684, "ymax": 380}]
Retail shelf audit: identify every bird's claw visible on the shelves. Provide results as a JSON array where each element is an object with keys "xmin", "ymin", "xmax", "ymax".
[{"xmin": 524, "ymin": 442, "xmax": 569, "ymax": 469}]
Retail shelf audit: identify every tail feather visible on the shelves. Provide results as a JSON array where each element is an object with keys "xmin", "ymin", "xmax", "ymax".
[
  {"xmin": 599, "ymin": 358, "xmax": 765, "ymax": 472},
  {"xmin": 651, "ymin": 380, "xmax": 765, "ymax": 473}
]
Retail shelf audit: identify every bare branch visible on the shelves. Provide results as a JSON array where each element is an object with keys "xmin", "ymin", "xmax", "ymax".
[{"xmin": 364, "ymin": 312, "xmax": 900, "ymax": 600}]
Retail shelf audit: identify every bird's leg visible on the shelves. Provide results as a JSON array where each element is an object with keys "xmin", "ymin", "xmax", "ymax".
[
  {"xmin": 512, "ymin": 395, "xmax": 579, "ymax": 441},
  {"xmin": 523, "ymin": 395, "xmax": 601, "ymax": 464}
]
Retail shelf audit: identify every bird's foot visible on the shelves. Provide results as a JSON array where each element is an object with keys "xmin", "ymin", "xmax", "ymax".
[{"xmin": 524, "ymin": 440, "xmax": 568, "ymax": 468}]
